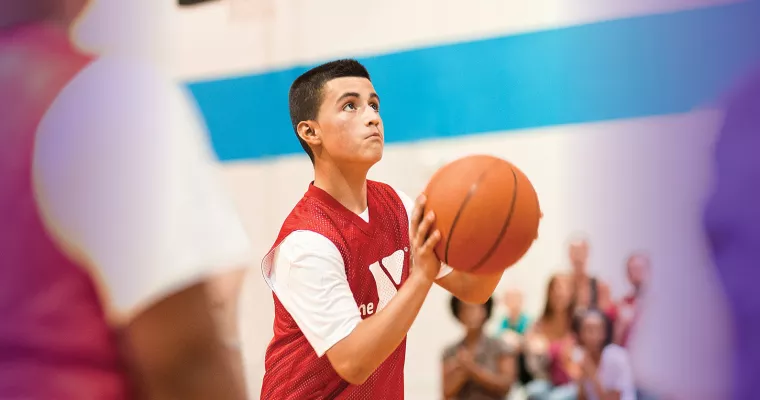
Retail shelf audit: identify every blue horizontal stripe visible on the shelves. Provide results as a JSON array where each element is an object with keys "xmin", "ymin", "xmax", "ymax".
[{"xmin": 188, "ymin": 1, "xmax": 760, "ymax": 162}]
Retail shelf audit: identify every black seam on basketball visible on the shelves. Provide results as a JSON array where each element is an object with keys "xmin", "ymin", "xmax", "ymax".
[
  {"xmin": 444, "ymin": 159, "xmax": 501, "ymax": 265},
  {"xmin": 470, "ymin": 166, "xmax": 519, "ymax": 273}
]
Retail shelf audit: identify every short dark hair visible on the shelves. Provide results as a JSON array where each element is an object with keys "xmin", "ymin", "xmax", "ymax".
[
  {"xmin": 450, "ymin": 296, "xmax": 494, "ymax": 321},
  {"xmin": 288, "ymin": 59, "xmax": 371, "ymax": 163}
]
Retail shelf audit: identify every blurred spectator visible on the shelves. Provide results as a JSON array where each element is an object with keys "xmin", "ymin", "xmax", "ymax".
[
  {"xmin": 614, "ymin": 253, "xmax": 650, "ymax": 347},
  {"xmin": 524, "ymin": 274, "xmax": 579, "ymax": 400},
  {"xmin": 575, "ymin": 309, "xmax": 636, "ymax": 400},
  {"xmin": 567, "ymin": 238, "xmax": 614, "ymax": 318},
  {"xmin": 495, "ymin": 290, "xmax": 531, "ymax": 392},
  {"xmin": 443, "ymin": 296, "xmax": 517, "ymax": 400},
  {"xmin": 498, "ymin": 289, "xmax": 531, "ymax": 336}
]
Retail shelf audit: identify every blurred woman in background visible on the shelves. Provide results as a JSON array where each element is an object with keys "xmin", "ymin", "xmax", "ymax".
[
  {"xmin": 443, "ymin": 296, "xmax": 517, "ymax": 400},
  {"xmin": 575, "ymin": 309, "xmax": 636, "ymax": 400},
  {"xmin": 524, "ymin": 274, "xmax": 579, "ymax": 400}
]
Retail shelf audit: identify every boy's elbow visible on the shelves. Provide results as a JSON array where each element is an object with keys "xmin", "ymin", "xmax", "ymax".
[
  {"xmin": 325, "ymin": 329, "xmax": 379, "ymax": 386},
  {"xmin": 332, "ymin": 360, "xmax": 371, "ymax": 385}
]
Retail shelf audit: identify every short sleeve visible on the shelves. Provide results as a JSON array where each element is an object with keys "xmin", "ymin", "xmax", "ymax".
[
  {"xmin": 392, "ymin": 187, "xmax": 453, "ymax": 280},
  {"xmin": 269, "ymin": 231, "xmax": 363, "ymax": 357},
  {"xmin": 33, "ymin": 56, "xmax": 252, "ymax": 317}
]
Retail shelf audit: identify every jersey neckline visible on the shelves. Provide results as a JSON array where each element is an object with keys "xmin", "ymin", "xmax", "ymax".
[{"xmin": 305, "ymin": 181, "xmax": 376, "ymax": 235}]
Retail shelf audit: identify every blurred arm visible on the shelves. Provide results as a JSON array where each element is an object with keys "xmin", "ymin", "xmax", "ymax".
[
  {"xmin": 598, "ymin": 281, "xmax": 614, "ymax": 310},
  {"xmin": 587, "ymin": 376, "xmax": 621, "ymax": 400},
  {"xmin": 458, "ymin": 344, "xmax": 516, "ymax": 397},
  {"xmin": 590, "ymin": 347, "xmax": 634, "ymax": 400},
  {"xmin": 442, "ymin": 352, "xmax": 468, "ymax": 398},
  {"xmin": 205, "ymin": 267, "xmax": 248, "ymax": 388},
  {"xmin": 578, "ymin": 385, "xmax": 588, "ymax": 400},
  {"xmin": 207, "ymin": 268, "xmax": 248, "ymax": 344},
  {"xmin": 612, "ymin": 302, "xmax": 635, "ymax": 346},
  {"xmin": 121, "ymin": 283, "xmax": 245, "ymax": 399}
]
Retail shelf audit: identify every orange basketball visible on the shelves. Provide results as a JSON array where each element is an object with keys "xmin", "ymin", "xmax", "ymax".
[{"xmin": 423, "ymin": 154, "xmax": 541, "ymax": 274}]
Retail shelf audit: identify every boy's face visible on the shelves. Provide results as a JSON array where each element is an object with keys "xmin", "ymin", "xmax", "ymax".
[{"xmin": 314, "ymin": 76, "xmax": 384, "ymax": 166}]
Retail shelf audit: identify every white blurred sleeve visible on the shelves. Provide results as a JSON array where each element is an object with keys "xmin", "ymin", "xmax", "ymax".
[{"xmin": 33, "ymin": 56, "xmax": 252, "ymax": 317}]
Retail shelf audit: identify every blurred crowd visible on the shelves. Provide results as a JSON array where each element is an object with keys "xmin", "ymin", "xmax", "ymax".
[{"xmin": 442, "ymin": 238, "xmax": 653, "ymax": 400}]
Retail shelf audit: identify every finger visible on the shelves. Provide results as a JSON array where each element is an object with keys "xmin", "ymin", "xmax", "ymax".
[
  {"xmin": 409, "ymin": 194, "xmax": 426, "ymax": 238},
  {"xmin": 419, "ymin": 229, "xmax": 441, "ymax": 255},
  {"xmin": 415, "ymin": 210, "xmax": 436, "ymax": 248}
]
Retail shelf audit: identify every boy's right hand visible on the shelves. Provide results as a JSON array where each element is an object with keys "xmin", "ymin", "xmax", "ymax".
[{"xmin": 409, "ymin": 194, "xmax": 442, "ymax": 283}]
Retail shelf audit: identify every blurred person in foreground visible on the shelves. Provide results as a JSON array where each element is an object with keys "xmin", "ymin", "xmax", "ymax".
[
  {"xmin": 704, "ymin": 68, "xmax": 760, "ymax": 400},
  {"xmin": 443, "ymin": 296, "xmax": 517, "ymax": 400},
  {"xmin": 0, "ymin": 0, "xmax": 250, "ymax": 398},
  {"xmin": 574, "ymin": 309, "xmax": 636, "ymax": 400}
]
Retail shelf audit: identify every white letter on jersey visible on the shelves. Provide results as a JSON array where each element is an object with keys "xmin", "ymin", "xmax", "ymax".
[{"xmin": 368, "ymin": 249, "xmax": 405, "ymax": 313}]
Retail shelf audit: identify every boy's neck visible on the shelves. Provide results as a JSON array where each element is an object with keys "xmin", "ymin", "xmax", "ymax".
[{"xmin": 314, "ymin": 161, "xmax": 370, "ymax": 215}]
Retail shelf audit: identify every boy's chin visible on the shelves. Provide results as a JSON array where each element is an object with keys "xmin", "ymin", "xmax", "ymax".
[{"xmin": 360, "ymin": 149, "xmax": 384, "ymax": 165}]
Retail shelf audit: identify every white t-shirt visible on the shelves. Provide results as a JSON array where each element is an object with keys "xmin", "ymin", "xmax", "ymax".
[
  {"xmin": 33, "ymin": 56, "xmax": 252, "ymax": 317},
  {"xmin": 583, "ymin": 344, "xmax": 637, "ymax": 400},
  {"xmin": 266, "ymin": 188, "xmax": 453, "ymax": 357}
]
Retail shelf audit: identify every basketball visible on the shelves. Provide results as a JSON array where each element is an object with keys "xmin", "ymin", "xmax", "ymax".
[{"xmin": 423, "ymin": 155, "xmax": 541, "ymax": 274}]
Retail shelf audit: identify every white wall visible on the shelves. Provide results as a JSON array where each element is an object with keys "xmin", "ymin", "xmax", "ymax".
[{"xmin": 166, "ymin": 0, "xmax": 737, "ymax": 80}]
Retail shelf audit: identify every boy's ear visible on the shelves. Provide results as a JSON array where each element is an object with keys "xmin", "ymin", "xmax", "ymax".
[{"xmin": 297, "ymin": 121, "xmax": 322, "ymax": 147}]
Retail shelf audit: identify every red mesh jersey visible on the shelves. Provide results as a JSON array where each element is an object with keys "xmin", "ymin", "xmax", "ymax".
[{"xmin": 260, "ymin": 181, "xmax": 410, "ymax": 400}]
